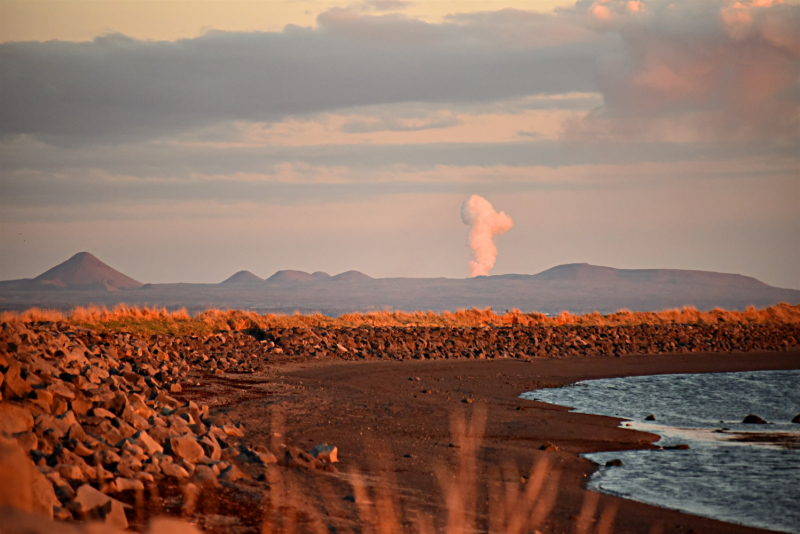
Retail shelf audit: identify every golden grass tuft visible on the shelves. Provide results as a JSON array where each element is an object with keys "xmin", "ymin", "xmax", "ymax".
[{"xmin": 1, "ymin": 303, "xmax": 797, "ymax": 336}]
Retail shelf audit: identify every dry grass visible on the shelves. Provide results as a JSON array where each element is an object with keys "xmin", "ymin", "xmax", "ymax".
[
  {"xmin": 1, "ymin": 303, "xmax": 798, "ymax": 336},
  {"xmin": 254, "ymin": 407, "xmax": 572, "ymax": 534}
]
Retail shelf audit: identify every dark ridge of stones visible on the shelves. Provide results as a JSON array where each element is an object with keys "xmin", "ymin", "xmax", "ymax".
[{"xmin": 249, "ymin": 321, "xmax": 797, "ymax": 361}]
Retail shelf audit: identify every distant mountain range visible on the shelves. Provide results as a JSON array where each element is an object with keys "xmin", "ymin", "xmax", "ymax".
[{"xmin": 1, "ymin": 252, "xmax": 798, "ymax": 315}]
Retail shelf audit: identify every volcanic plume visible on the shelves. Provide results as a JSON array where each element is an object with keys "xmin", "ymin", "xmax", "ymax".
[{"xmin": 461, "ymin": 195, "xmax": 513, "ymax": 277}]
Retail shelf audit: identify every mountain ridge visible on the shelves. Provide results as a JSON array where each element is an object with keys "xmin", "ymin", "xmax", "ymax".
[{"xmin": 1, "ymin": 253, "xmax": 797, "ymax": 314}]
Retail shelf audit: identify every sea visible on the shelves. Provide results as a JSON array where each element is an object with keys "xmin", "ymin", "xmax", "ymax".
[{"xmin": 520, "ymin": 369, "xmax": 800, "ymax": 533}]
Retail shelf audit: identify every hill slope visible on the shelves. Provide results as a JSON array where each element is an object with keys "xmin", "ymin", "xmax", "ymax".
[
  {"xmin": 26, "ymin": 252, "xmax": 143, "ymax": 291},
  {"xmin": 221, "ymin": 271, "xmax": 264, "ymax": 284}
]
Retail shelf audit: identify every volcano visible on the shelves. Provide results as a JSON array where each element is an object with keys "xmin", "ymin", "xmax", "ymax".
[
  {"xmin": 221, "ymin": 271, "xmax": 265, "ymax": 284},
  {"xmin": 26, "ymin": 252, "xmax": 143, "ymax": 291}
]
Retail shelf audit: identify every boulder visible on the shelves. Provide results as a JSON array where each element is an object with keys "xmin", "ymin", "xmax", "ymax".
[
  {"xmin": 742, "ymin": 414, "xmax": 767, "ymax": 424},
  {"xmin": 0, "ymin": 437, "xmax": 57, "ymax": 518},
  {"xmin": 310, "ymin": 443, "xmax": 338, "ymax": 463},
  {"xmin": 645, "ymin": 414, "xmax": 656, "ymax": 421},
  {"xmin": 0, "ymin": 402, "xmax": 34, "ymax": 434},
  {"xmin": 1, "ymin": 363, "xmax": 32, "ymax": 400},
  {"xmin": 161, "ymin": 461, "xmax": 190, "ymax": 479},
  {"xmin": 222, "ymin": 424, "xmax": 244, "ymax": 438},
  {"xmin": 218, "ymin": 463, "xmax": 248, "ymax": 482},
  {"xmin": 71, "ymin": 484, "xmax": 129, "ymax": 529},
  {"xmin": 46, "ymin": 382, "xmax": 75, "ymax": 401},
  {"xmin": 198, "ymin": 436, "xmax": 221, "ymax": 461},
  {"xmin": 791, "ymin": 414, "xmax": 800, "ymax": 424},
  {"xmin": 134, "ymin": 430, "xmax": 163, "ymax": 455},
  {"xmin": 55, "ymin": 464, "xmax": 84, "ymax": 481},
  {"xmin": 167, "ymin": 436, "xmax": 204, "ymax": 463},
  {"xmin": 605, "ymin": 459, "xmax": 623, "ymax": 467},
  {"xmin": 192, "ymin": 465, "xmax": 220, "ymax": 488},
  {"xmin": 115, "ymin": 477, "xmax": 145, "ymax": 492},
  {"xmin": 284, "ymin": 446, "xmax": 318, "ymax": 469},
  {"xmin": 539, "ymin": 442, "xmax": 559, "ymax": 452}
]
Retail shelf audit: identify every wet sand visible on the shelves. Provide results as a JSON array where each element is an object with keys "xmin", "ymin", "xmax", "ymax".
[{"xmin": 207, "ymin": 350, "xmax": 800, "ymax": 533}]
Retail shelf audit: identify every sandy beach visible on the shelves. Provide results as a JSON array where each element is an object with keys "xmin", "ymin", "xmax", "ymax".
[{"xmin": 190, "ymin": 349, "xmax": 800, "ymax": 534}]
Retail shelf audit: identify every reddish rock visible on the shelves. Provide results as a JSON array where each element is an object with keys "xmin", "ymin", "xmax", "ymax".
[
  {"xmin": 161, "ymin": 461, "xmax": 189, "ymax": 479},
  {"xmin": 310, "ymin": 443, "xmax": 338, "ymax": 463},
  {"xmin": 1, "ymin": 363, "xmax": 32, "ymax": 399},
  {"xmin": 71, "ymin": 484, "xmax": 130, "ymax": 529},
  {"xmin": 0, "ymin": 438, "xmax": 57, "ymax": 518},
  {"xmin": 168, "ymin": 435, "xmax": 204, "ymax": 463},
  {"xmin": 0, "ymin": 402, "xmax": 34, "ymax": 434},
  {"xmin": 284, "ymin": 446, "xmax": 319, "ymax": 469}
]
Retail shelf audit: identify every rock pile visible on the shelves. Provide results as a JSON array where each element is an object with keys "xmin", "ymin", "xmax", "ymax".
[
  {"xmin": 254, "ymin": 322, "xmax": 797, "ymax": 360},
  {"xmin": 0, "ymin": 320, "xmax": 288, "ymax": 529}
]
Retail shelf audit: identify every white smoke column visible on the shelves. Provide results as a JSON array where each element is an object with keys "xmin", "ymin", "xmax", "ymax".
[{"xmin": 461, "ymin": 195, "xmax": 514, "ymax": 277}]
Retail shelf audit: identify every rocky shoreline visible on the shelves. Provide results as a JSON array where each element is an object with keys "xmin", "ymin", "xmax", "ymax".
[{"xmin": 1, "ymin": 319, "xmax": 798, "ymax": 532}]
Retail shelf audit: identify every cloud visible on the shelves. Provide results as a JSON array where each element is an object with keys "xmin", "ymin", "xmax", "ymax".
[
  {"xmin": 356, "ymin": 0, "xmax": 414, "ymax": 12},
  {"xmin": 339, "ymin": 114, "xmax": 461, "ymax": 133},
  {"xmin": 0, "ymin": 12, "xmax": 605, "ymax": 146},
  {"xmin": 567, "ymin": 0, "xmax": 800, "ymax": 142}
]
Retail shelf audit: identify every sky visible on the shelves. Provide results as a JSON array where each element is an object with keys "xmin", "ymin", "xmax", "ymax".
[{"xmin": 1, "ymin": 0, "xmax": 798, "ymax": 288}]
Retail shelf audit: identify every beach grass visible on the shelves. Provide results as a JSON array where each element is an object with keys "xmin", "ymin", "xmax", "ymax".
[{"xmin": 1, "ymin": 303, "xmax": 798, "ymax": 337}]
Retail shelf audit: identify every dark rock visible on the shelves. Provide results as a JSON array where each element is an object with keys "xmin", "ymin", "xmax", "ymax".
[
  {"xmin": 1, "ymin": 363, "xmax": 32, "ymax": 400},
  {"xmin": 284, "ymin": 446, "xmax": 318, "ymax": 469},
  {"xmin": 605, "ymin": 459, "xmax": 623, "ymax": 467},
  {"xmin": 742, "ymin": 414, "xmax": 766, "ymax": 424},
  {"xmin": 645, "ymin": 414, "xmax": 656, "ymax": 421},
  {"xmin": 791, "ymin": 414, "xmax": 800, "ymax": 424}
]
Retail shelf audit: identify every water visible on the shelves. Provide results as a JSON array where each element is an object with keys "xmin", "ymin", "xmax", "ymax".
[{"xmin": 520, "ymin": 370, "xmax": 800, "ymax": 533}]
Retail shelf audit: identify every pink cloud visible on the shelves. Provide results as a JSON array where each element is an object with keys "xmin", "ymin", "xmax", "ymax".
[{"xmin": 567, "ymin": 0, "xmax": 799, "ymax": 142}]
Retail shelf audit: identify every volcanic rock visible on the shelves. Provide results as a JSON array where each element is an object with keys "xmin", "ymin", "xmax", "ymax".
[
  {"xmin": 742, "ymin": 414, "xmax": 767, "ymax": 424},
  {"xmin": 167, "ymin": 436, "xmax": 204, "ymax": 463},
  {"xmin": 0, "ymin": 402, "xmax": 34, "ymax": 434},
  {"xmin": 114, "ymin": 477, "xmax": 145, "ymax": 492},
  {"xmin": 1, "ymin": 363, "xmax": 33, "ymax": 399},
  {"xmin": 284, "ymin": 446, "xmax": 319, "ymax": 469},
  {"xmin": 310, "ymin": 443, "xmax": 338, "ymax": 463},
  {"xmin": 71, "ymin": 484, "xmax": 129, "ymax": 529},
  {"xmin": 0, "ymin": 438, "xmax": 57, "ymax": 518}
]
